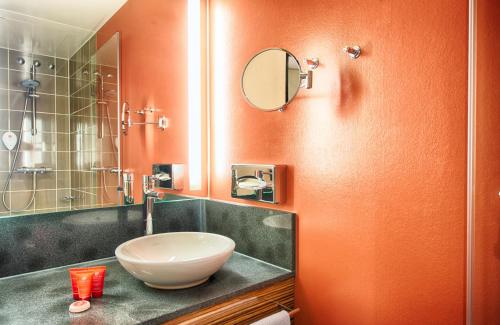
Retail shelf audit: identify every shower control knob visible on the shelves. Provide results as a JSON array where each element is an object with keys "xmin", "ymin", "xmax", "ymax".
[
  {"xmin": 49, "ymin": 64, "xmax": 55, "ymax": 70},
  {"xmin": 33, "ymin": 60, "xmax": 41, "ymax": 67},
  {"xmin": 17, "ymin": 57, "xmax": 25, "ymax": 65}
]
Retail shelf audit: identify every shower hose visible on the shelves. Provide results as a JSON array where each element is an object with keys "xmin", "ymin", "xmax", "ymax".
[{"xmin": 1, "ymin": 90, "xmax": 37, "ymax": 212}]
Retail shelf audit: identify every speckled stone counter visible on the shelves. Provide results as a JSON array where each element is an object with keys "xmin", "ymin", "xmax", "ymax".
[{"xmin": 0, "ymin": 253, "xmax": 292, "ymax": 325}]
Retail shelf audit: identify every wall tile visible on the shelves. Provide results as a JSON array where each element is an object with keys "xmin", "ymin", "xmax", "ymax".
[
  {"xmin": 0, "ymin": 151, "xmax": 10, "ymax": 171},
  {"xmin": 56, "ymin": 171, "xmax": 71, "ymax": 188},
  {"xmin": 9, "ymin": 172, "xmax": 31, "ymax": 191},
  {"xmin": 56, "ymin": 133, "xmax": 69, "ymax": 151},
  {"xmin": 56, "ymin": 114, "xmax": 69, "ymax": 133},
  {"xmin": 36, "ymin": 74, "xmax": 55, "ymax": 94},
  {"xmin": 35, "ymin": 189, "xmax": 57, "ymax": 209},
  {"xmin": 20, "ymin": 132, "xmax": 56, "ymax": 152},
  {"xmin": 56, "ymin": 96, "xmax": 69, "ymax": 115},
  {"xmin": 8, "ymin": 69, "xmax": 28, "ymax": 91},
  {"xmin": 0, "ymin": 190, "xmax": 9, "ymax": 213},
  {"xmin": 0, "ymin": 68, "xmax": 7, "ymax": 89},
  {"xmin": 0, "ymin": 48, "xmax": 7, "ymax": 68},
  {"xmin": 9, "ymin": 191, "xmax": 35, "ymax": 212},
  {"xmin": 10, "ymin": 91, "xmax": 55, "ymax": 113},
  {"xmin": 56, "ymin": 77, "xmax": 68, "ymax": 96},
  {"xmin": 0, "ymin": 89, "xmax": 7, "ymax": 109},
  {"xmin": 56, "ymin": 188, "xmax": 72, "ymax": 209},
  {"xmin": 14, "ymin": 151, "xmax": 56, "ymax": 170},
  {"xmin": 0, "ymin": 109, "xmax": 8, "ymax": 130},
  {"xmin": 32, "ymin": 53, "xmax": 55, "ymax": 75},
  {"xmin": 8, "ymin": 50, "xmax": 30, "ymax": 71},
  {"xmin": 55, "ymin": 58, "xmax": 68, "ymax": 77},
  {"xmin": 57, "ymin": 152, "xmax": 71, "ymax": 171},
  {"xmin": 36, "ymin": 173, "xmax": 57, "ymax": 190}
]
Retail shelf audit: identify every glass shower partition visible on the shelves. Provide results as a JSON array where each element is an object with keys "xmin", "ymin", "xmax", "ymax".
[{"xmin": 69, "ymin": 33, "xmax": 121, "ymax": 210}]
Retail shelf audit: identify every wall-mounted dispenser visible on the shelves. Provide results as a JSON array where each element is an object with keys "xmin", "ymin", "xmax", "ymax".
[
  {"xmin": 152, "ymin": 164, "xmax": 184, "ymax": 190},
  {"xmin": 231, "ymin": 164, "xmax": 286, "ymax": 204}
]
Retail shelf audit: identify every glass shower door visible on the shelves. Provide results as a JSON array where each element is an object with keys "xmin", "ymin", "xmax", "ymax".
[
  {"xmin": 69, "ymin": 33, "xmax": 121, "ymax": 209},
  {"xmin": 94, "ymin": 33, "xmax": 121, "ymax": 207}
]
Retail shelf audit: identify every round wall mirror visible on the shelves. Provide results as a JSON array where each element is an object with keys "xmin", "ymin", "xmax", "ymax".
[{"xmin": 241, "ymin": 48, "xmax": 302, "ymax": 111}]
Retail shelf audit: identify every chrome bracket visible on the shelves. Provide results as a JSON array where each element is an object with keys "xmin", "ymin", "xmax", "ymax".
[
  {"xmin": 299, "ymin": 58, "xmax": 320, "ymax": 90},
  {"xmin": 121, "ymin": 102, "xmax": 168, "ymax": 134},
  {"xmin": 343, "ymin": 45, "xmax": 361, "ymax": 59}
]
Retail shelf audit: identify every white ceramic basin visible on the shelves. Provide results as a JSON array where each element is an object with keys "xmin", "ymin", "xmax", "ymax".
[{"xmin": 115, "ymin": 232, "xmax": 235, "ymax": 289}]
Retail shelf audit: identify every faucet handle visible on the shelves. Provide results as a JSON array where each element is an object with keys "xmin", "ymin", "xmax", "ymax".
[{"xmin": 142, "ymin": 175, "xmax": 156, "ymax": 194}]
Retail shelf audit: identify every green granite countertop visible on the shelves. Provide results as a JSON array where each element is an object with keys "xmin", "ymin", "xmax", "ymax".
[{"xmin": 0, "ymin": 253, "xmax": 292, "ymax": 325}]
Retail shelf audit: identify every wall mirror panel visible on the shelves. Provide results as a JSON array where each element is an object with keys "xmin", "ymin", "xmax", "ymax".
[
  {"xmin": 0, "ymin": 1, "xmax": 205, "ymax": 217},
  {"xmin": 0, "ymin": 8, "xmax": 124, "ymax": 216}
]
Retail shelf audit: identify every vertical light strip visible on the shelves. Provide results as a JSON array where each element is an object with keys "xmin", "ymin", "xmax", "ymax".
[
  {"xmin": 206, "ymin": 0, "xmax": 211, "ymax": 197},
  {"xmin": 188, "ymin": 0, "xmax": 202, "ymax": 190},
  {"xmin": 466, "ymin": 0, "xmax": 476, "ymax": 323},
  {"xmin": 115, "ymin": 32, "xmax": 122, "ymax": 202}
]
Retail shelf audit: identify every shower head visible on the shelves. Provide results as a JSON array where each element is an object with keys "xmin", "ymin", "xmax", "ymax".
[{"xmin": 20, "ymin": 79, "xmax": 40, "ymax": 89}]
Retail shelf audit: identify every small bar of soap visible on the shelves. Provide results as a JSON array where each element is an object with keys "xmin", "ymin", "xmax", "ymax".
[{"xmin": 69, "ymin": 300, "xmax": 90, "ymax": 313}]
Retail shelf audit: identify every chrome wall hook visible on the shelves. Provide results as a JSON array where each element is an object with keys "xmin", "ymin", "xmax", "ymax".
[{"xmin": 343, "ymin": 45, "xmax": 361, "ymax": 59}]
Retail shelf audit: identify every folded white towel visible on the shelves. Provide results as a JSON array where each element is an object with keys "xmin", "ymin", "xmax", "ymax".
[{"xmin": 250, "ymin": 310, "xmax": 290, "ymax": 325}]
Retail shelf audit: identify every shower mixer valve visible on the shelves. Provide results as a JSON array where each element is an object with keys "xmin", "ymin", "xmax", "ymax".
[{"xmin": 15, "ymin": 167, "xmax": 53, "ymax": 174}]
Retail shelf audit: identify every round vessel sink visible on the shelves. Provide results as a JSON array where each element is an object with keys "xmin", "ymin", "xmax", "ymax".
[{"xmin": 115, "ymin": 232, "xmax": 235, "ymax": 289}]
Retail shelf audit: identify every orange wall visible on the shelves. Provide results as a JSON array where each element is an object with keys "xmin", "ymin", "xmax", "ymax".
[
  {"xmin": 473, "ymin": 0, "xmax": 500, "ymax": 323},
  {"xmin": 209, "ymin": 0, "xmax": 468, "ymax": 324},
  {"xmin": 98, "ymin": 0, "xmax": 208, "ymax": 200}
]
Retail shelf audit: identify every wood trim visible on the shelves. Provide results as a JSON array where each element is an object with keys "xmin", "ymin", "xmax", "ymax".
[{"xmin": 164, "ymin": 277, "xmax": 295, "ymax": 325}]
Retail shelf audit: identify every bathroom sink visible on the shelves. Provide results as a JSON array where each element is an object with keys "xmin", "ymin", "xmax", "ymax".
[{"xmin": 115, "ymin": 232, "xmax": 235, "ymax": 289}]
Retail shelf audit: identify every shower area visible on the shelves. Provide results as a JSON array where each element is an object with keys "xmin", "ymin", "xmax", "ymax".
[{"xmin": 0, "ymin": 11, "xmax": 120, "ymax": 216}]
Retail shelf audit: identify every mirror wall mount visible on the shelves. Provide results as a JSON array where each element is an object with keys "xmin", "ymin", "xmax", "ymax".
[
  {"xmin": 121, "ymin": 102, "xmax": 169, "ymax": 134},
  {"xmin": 299, "ymin": 58, "xmax": 320, "ymax": 90},
  {"xmin": 241, "ymin": 48, "xmax": 319, "ymax": 112}
]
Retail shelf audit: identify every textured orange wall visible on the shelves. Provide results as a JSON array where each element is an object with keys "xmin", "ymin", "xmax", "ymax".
[
  {"xmin": 98, "ymin": 0, "xmax": 208, "ymax": 199},
  {"xmin": 209, "ymin": 0, "xmax": 468, "ymax": 323},
  {"xmin": 473, "ymin": 0, "xmax": 500, "ymax": 323}
]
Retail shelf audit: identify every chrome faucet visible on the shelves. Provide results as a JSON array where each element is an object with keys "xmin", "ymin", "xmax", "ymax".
[{"xmin": 142, "ymin": 175, "xmax": 165, "ymax": 236}]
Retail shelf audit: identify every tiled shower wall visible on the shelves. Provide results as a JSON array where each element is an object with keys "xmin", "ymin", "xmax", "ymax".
[
  {"xmin": 69, "ymin": 36, "xmax": 119, "ymax": 209},
  {"xmin": 0, "ymin": 47, "xmax": 71, "ymax": 216}
]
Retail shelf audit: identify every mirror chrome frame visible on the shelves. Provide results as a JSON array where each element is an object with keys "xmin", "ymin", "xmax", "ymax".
[{"xmin": 241, "ymin": 47, "xmax": 302, "ymax": 112}]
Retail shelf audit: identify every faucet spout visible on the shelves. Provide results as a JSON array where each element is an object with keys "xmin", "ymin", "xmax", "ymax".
[
  {"xmin": 142, "ymin": 174, "xmax": 164, "ymax": 236},
  {"xmin": 145, "ymin": 196, "xmax": 155, "ymax": 236}
]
